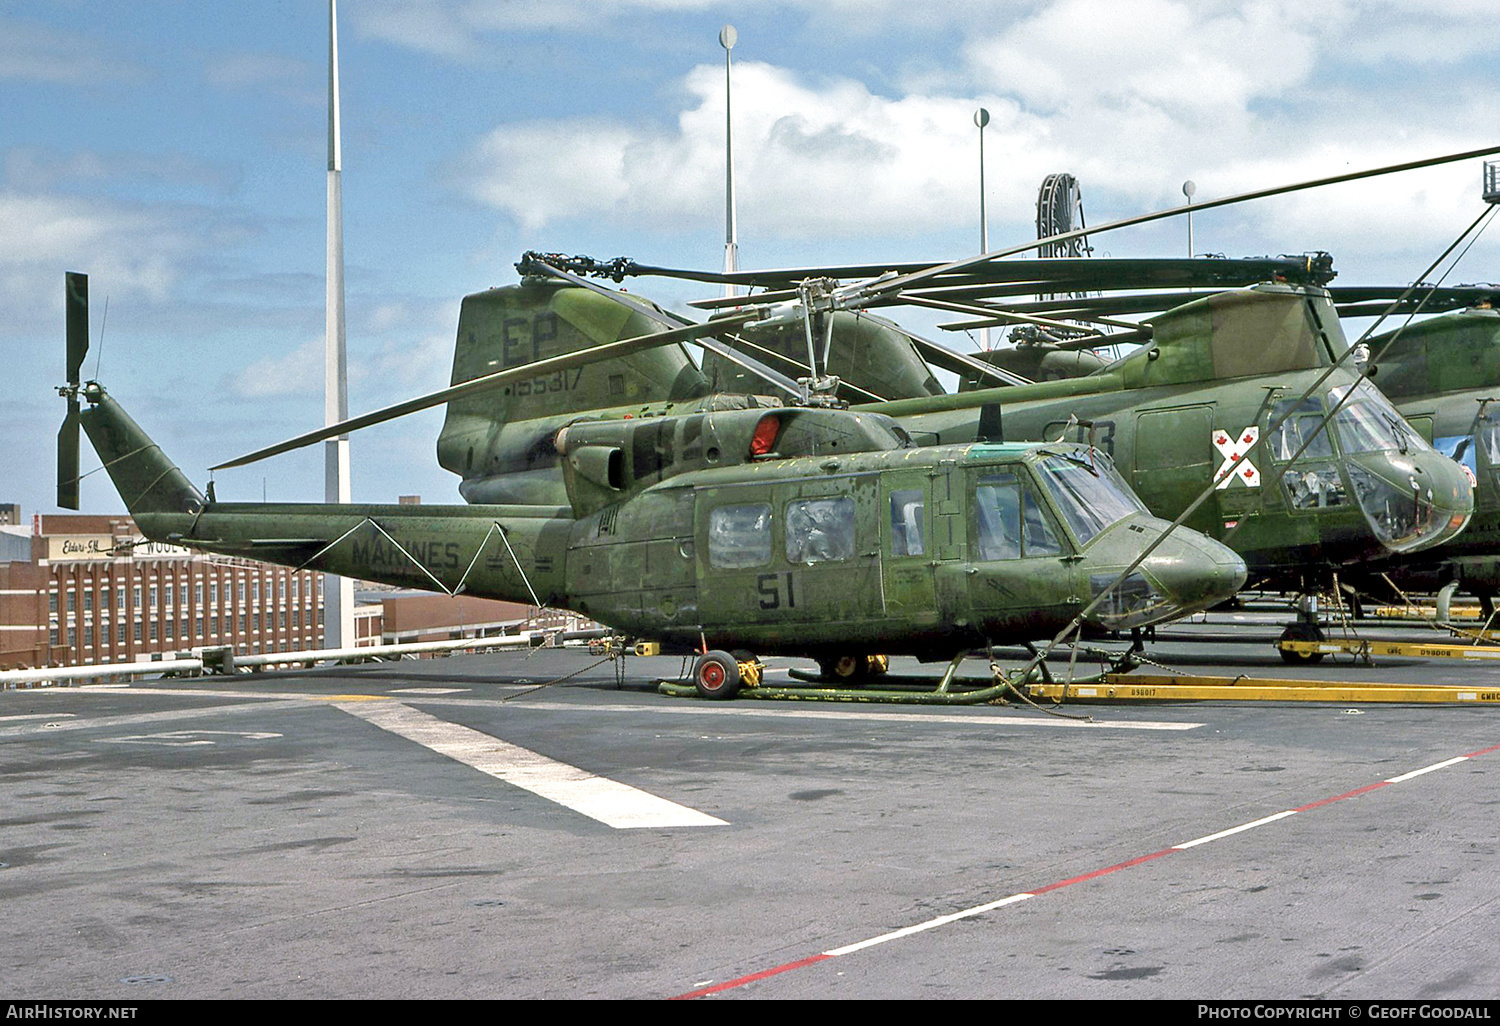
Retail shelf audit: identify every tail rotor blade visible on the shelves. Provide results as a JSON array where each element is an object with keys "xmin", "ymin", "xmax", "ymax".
[
  {"xmin": 57, "ymin": 396, "xmax": 80, "ymax": 510},
  {"xmin": 65, "ymin": 271, "xmax": 89, "ymax": 386}
]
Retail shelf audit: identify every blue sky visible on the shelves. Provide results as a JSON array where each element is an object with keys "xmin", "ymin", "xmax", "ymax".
[{"xmin": 4, "ymin": 0, "xmax": 1499, "ymax": 518}]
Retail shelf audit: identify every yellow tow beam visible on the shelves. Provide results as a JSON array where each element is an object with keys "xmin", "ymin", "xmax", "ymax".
[
  {"xmin": 1025, "ymin": 673, "xmax": 1500, "ymax": 704},
  {"xmin": 1280, "ymin": 638, "xmax": 1500, "ymax": 662}
]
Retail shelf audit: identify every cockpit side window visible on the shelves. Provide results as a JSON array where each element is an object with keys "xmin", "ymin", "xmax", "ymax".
[
  {"xmin": 1267, "ymin": 397, "xmax": 1334, "ymax": 461},
  {"xmin": 974, "ymin": 473, "xmax": 1064, "ymax": 560},
  {"xmin": 975, "ymin": 474, "xmax": 1022, "ymax": 561}
]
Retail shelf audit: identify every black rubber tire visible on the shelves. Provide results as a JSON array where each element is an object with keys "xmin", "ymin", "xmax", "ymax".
[
  {"xmin": 818, "ymin": 654, "xmax": 866, "ymax": 681},
  {"xmin": 1278, "ymin": 622, "xmax": 1325, "ymax": 664},
  {"xmin": 694, "ymin": 650, "xmax": 741, "ymax": 700}
]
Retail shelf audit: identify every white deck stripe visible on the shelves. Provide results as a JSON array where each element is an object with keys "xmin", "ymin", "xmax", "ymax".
[
  {"xmin": 824, "ymin": 893, "xmax": 1034, "ymax": 956},
  {"xmin": 504, "ymin": 701, "xmax": 1203, "ymax": 732},
  {"xmin": 1172, "ymin": 810, "xmax": 1298, "ymax": 849},
  {"xmin": 337, "ymin": 701, "xmax": 727, "ymax": 829},
  {"xmin": 1386, "ymin": 756, "xmax": 1469, "ymax": 783}
]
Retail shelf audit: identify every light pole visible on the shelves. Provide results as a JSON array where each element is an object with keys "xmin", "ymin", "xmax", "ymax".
[
  {"xmin": 1182, "ymin": 179, "xmax": 1196, "ymax": 258},
  {"xmin": 975, "ymin": 107, "xmax": 990, "ymax": 348}
]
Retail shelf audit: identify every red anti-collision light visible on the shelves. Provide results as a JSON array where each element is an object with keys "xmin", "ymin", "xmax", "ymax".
[{"xmin": 750, "ymin": 415, "xmax": 781, "ymax": 456}]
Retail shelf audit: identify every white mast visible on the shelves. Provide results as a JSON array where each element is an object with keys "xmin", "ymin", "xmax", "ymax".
[
  {"xmin": 720, "ymin": 25, "xmax": 739, "ymax": 300},
  {"xmin": 324, "ymin": 0, "xmax": 354, "ymax": 648}
]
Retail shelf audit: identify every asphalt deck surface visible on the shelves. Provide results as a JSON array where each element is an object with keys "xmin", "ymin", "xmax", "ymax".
[{"xmin": 2, "ymin": 612, "xmax": 1497, "ymax": 1000}]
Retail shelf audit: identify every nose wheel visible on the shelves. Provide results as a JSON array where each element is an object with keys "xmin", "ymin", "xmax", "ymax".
[
  {"xmin": 817, "ymin": 654, "xmax": 890, "ymax": 681},
  {"xmin": 1278, "ymin": 621, "xmax": 1326, "ymax": 664}
]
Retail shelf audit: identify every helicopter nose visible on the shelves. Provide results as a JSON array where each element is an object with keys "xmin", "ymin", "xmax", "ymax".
[
  {"xmin": 1141, "ymin": 527, "xmax": 1249, "ymax": 613},
  {"xmin": 1081, "ymin": 516, "xmax": 1248, "ymax": 630},
  {"xmin": 1348, "ymin": 451, "xmax": 1473, "ymax": 554}
]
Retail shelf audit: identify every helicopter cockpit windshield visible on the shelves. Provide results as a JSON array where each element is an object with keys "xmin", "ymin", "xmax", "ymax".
[
  {"xmin": 1032, "ymin": 452, "xmax": 1148, "ymax": 546},
  {"xmin": 1330, "ymin": 380, "xmax": 1419, "ymax": 456}
]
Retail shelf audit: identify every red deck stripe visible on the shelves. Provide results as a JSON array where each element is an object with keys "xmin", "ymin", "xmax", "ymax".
[
  {"xmin": 1029, "ymin": 848, "xmax": 1177, "ymax": 894},
  {"xmin": 670, "ymin": 953, "xmax": 834, "ymax": 1000},
  {"xmin": 1293, "ymin": 780, "xmax": 1391, "ymax": 811}
]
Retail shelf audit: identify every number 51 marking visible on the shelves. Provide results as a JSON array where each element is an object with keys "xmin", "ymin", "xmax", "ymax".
[{"xmin": 756, "ymin": 572, "xmax": 796, "ymax": 610}]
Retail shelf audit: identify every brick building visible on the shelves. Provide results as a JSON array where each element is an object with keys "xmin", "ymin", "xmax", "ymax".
[{"xmin": 0, "ymin": 513, "xmax": 326, "ymax": 670}]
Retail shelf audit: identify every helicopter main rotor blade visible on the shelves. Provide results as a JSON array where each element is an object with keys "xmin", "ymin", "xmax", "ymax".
[
  {"xmin": 854, "ymin": 143, "xmax": 1500, "ymax": 305},
  {"xmin": 212, "ymin": 312, "xmax": 757, "ymax": 471},
  {"xmin": 896, "ymin": 325, "xmax": 1033, "ymax": 387}
]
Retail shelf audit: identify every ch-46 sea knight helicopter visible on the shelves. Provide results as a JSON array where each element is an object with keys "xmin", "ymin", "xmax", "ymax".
[
  {"xmin": 1321, "ymin": 279, "xmax": 1500, "ymax": 616},
  {"xmin": 911, "ymin": 186, "xmax": 1500, "ymax": 626},
  {"xmin": 181, "ymin": 146, "xmax": 1493, "ymax": 668},
  {"xmin": 57, "ymin": 273, "xmax": 1247, "ymax": 697}
]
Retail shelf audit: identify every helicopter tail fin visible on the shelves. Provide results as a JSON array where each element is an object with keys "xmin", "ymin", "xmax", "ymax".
[
  {"xmin": 436, "ymin": 281, "xmax": 709, "ymax": 483},
  {"xmin": 78, "ymin": 386, "xmax": 206, "ymax": 517}
]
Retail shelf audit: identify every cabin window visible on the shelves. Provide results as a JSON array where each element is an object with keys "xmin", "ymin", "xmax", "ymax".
[
  {"xmin": 785, "ymin": 497, "xmax": 855, "ymax": 564},
  {"xmin": 889, "ymin": 490, "xmax": 925, "ymax": 557},
  {"xmin": 708, "ymin": 504, "xmax": 772, "ymax": 569}
]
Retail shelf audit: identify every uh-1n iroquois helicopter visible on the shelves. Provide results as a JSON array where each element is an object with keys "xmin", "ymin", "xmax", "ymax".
[{"xmin": 58, "ymin": 270, "xmax": 1248, "ymax": 699}]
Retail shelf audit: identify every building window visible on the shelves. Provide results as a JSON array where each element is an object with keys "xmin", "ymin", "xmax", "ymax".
[
  {"xmin": 133, "ymin": 585, "xmax": 142, "ymax": 608},
  {"xmin": 67, "ymin": 591, "xmax": 75, "ymax": 612},
  {"xmin": 150, "ymin": 621, "xmax": 158, "ymax": 641},
  {"xmin": 149, "ymin": 585, "xmax": 158, "ymax": 608},
  {"xmin": 50, "ymin": 627, "xmax": 59, "ymax": 646},
  {"xmin": 83, "ymin": 590, "xmax": 93, "ymax": 612},
  {"xmin": 49, "ymin": 591, "xmax": 57, "ymax": 613},
  {"xmin": 195, "ymin": 583, "xmax": 203, "ymax": 605},
  {"xmin": 67, "ymin": 626, "xmax": 76, "ymax": 646},
  {"xmin": 134, "ymin": 621, "xmax": 143, "ymax": 642},
  {"xmin": 117, "ymin": 622, "xmax": 126, "ymax": 644}
]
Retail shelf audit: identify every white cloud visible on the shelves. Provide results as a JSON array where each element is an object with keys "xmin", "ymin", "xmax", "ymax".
[
  {"xmin": 455, "ymin": 60, "xmax": 1064, "ymax": 239},
  {"xmin": 224, "ymin": 301, "xmax": 458, "ymax": 402},
  {"xmin": 0, "ymin": 15, "xmax": 147, "ymax": 84},
  {"xmin": 0, "ymin": 192, "xmax": 192, "ymax": 314}
]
